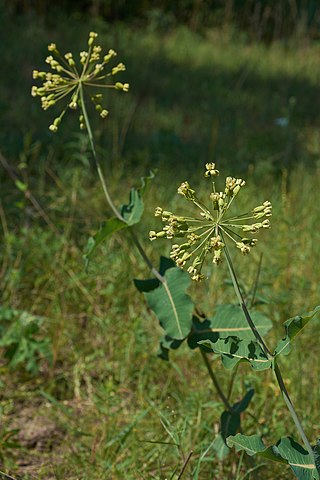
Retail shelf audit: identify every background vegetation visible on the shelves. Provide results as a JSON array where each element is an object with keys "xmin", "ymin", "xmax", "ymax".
[{"xmin": 0, "ymin": 1, "xmax": 320, "ymax": 478}]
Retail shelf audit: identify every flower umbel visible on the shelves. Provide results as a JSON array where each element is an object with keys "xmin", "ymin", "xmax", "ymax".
[
  {"xmin": 32, "ymin": 32, "xmax": 129, "ymax": 132},
  {"xmin": 150, "ymin": 163, "xmax": 272, "ymax": 281}
]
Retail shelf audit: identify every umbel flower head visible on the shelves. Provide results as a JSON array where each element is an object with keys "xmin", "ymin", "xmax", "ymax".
[
  {"xmin": 31, "ymin": 32, "xmax": 129, "ymax": 132},
  {"xmin": 150, "ymin": 163, "xmax": 272, "ymax": 281}
]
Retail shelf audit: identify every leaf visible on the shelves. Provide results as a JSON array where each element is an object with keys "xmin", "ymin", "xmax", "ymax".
[
  {"xmin": 221, "ymin": 389, "xmax": 254, "ymax": 442},
  {"xmin": 212, "ymin": 433, "xmax": 230, "ymax": 460},
  {"xmin": 187, "ymin": 316, "xmax": 219, "ymax": 352},
  {"xmin": 221, "ymin": 410, "xmax": 241, "ymax": 441},
  {"xmin": 199, "ymin": 336, "xmax": 272, "ymax": 371},
  {"xmin": 83, "ymin": 171, "xmax": 156, "ymax": 268},
  {"xmin": 232, "ymin": 388, "xmax": 255, "ymax": 414},
  {"xmin": 227, "ymin": 434, "xmax": 286, "ymax": 463},
  {"xmin": 144, "ymin": 268, "xmax": 194, "ymax": 340},
  {"xmin": 187, "ymin": 304, "xmax": 272, "ymax": 351},
  {"xmin": 314, "ymin": 440, "xmax": 320, "ymax": 474},
  {"xmin": 137, "ymin": 170, "xmax": 157, "ymax": 197},
  {"xmin": 83, "ymin": 217, "xmax": 127, "ymax": 269},
  {"xmin": 209, "ymin": 304, "xmax": 272, "ymax": 339},
  {"xmin": 158, "ymin": 335, "xmax": 184, "ymax": 361},
  {"xmin": 275, "ymin": 305, "xmax": 320, "ymax": 358},
  {"xmin": 134, "ymin": 256, "xmax": 175, "ymax": 293},
  {"xmin": 276, "ymin": 437, "xmax": 318, "ymax": 480},
  {"xmin": 121, "ymin": 170, "xmax": 156, "ymax": 226},
  {"xmin": 121, "ymin": 188, "xmax": 144, "ymax": 225},
  {"xmin": 227, "ymin": 434, "xmax": 319, "ymax": 479}
]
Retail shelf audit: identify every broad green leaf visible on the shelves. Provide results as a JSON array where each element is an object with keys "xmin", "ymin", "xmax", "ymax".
[
  {"xmin": 187, "ymin": 316, "xmax": 219, "ymax": 351},
  {"xmin": 227, "ymin": 434, "xmax": 286, "ymax": 463},
  {"xmin": 221, "ymin": 410, "xmax": 241, "ymax": 441},
  {"xmin": 209, "ymin": 304, "xmax": 272, "ymax": 339},
  {"xmin": 83, "ymin": 217, "xmax": 127, "ymax": 269},
  {"xmin": 121, "ymin": 188, "xmax": 143, "ymax": 225},
  {"xmin": 275, "ymin": 437, "xmax": 318, "ymax": 480},
  {"xmin": 144, "ymin": 268, "xmax": 194, "ymax": 340},
  {"xmin": 157, "ymin": 256, "xmax": 176, "ymax": 275},
  {"xmin": 227, "ymin": 434, "xmax": 319, "ymax": 479},
  {"xmin": 232, "ymin": 388, "xmax": 255, "ymax": 414},
  {"xmin": 134, "ymin": 278, "xmax": 159, "ymax": 293},
  {"xmin": 314, "ymin": 440, "xmax": 320, "ymax": 474},
  {"xmin": 134, "ymin": 257, "xmax": 175, "ymax": 293},
  {"xmin": 212, "ymin": 433, "xmax": 230, "ymax": 460},
  {"xmin": 200, "ymin": 336, "xmax": 272, "ymax": 371},
  {"xmin": 221, "ymin": 389, "xmax": 254, "ymax": 442},
  {"xmin": 83, "ymin": 171, "xmax": 156, "ymax": 268},
  {"xmin": 188, "ymin": 304, "xmax": 272, "ymax": 352},
  {"xmin": 121, "ymin": 170, "xmax": 156, "ymax": 226},
  {"xmin": 275, "ymin": 305, "xmax": 320, "ymax": 358},
  {"xmin": 158, "ymin": 335, "xmax": 184, "ymax": 361}
]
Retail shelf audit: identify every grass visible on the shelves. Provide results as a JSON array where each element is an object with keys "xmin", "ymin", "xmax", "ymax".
[{"xmin": 0, "ymin": 7, "xmax": 320, "ymax": 479}]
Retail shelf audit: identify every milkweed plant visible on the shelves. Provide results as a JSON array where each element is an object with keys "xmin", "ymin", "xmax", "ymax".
[{"xmin": 31, "ymin": 32, "xmax": 320, "ymax": 479}]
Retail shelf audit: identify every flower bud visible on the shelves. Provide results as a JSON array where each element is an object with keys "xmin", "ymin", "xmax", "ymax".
[
  {"xmin": 149, "ymin": 231, "xmax": 157, "ymax": 241},
  {"xmin": 233, "ymin": 185, "xmax": 241, "ymax": 195},
  {"xmin": 88, "ymin": 32, "xmax": 98, "ymax": 46},
  {"xmin": 100, "ymin": 109, "xmax": 109, "ymax": 118}
]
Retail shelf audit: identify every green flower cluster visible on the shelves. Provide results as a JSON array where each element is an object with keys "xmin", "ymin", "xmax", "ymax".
[
  {"xmin": 150, "ymin": 163, "xmax": 272, "ymax": 281},
  {"xmin": 31, "ymin": 32, "xmax": 129, "ymax": 132}
]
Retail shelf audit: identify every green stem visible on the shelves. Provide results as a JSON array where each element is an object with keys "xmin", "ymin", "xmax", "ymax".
[
  {"xmin": 274, "ymin": 363, "xmax": 314, "ymax": 459},
  {"xmin": 223, "ymin": 239, "xmax": 271, "ymax": 357},
  {"xmin": 227, "ymin": 364, "xmax": 238, "ymax": 401},
  {"xmin": 222, "ymin": 236, "xmax": 314, "ymax": 460},
  {"xmin": 200, "ymin": 349, "xmax": 231, "ymax": 411},
  {"xmin": 249, "ymin": 253, "xmax": 263, "ymax": 308},
  {"xmin": 128, "ymin": 228, "xmax": 164, "ymax": 283},
  {"xmin": 80, "ymin": 85, "xmax": 123, "ymax": 221}
]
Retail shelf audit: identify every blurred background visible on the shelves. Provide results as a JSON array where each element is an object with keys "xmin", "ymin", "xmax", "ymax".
[
  {"xmin": 0, "ymin": 1, "xmax": 320, "ymax": 479},
  {"xmin": 1, "ymin": 0, "xmax": 320, "ymax": 175}
]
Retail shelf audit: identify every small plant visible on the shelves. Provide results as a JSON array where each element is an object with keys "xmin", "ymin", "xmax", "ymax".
[
  {"xmin": 0, "ymin": 306, "xmax": 52, "ymax": 374},
  {"xmin": 29, "ymin": 32, "xmax": 320, "ymax": 478}
]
